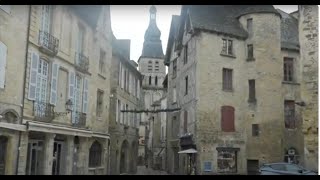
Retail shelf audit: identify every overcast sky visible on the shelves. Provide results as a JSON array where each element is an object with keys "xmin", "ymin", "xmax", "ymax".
[{"xmin": 110, "ymin": 5, "xmax": 298, "ymax": 61}]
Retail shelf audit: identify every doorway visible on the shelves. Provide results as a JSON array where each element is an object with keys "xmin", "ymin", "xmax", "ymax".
[
  {"xmin": 72, "ymin": 136, "xmax": 80, "ymax": 175},
  {"xmin": 0, "ymin": 136, "xmax": 8, "ymax": 175},
  {"xmin": 52, "ymin": 140, "xmax": 65, "ymax": 175},
  {"xmin": 247, "ymin": 159, "xmax": 259, "ymax": 175},
  {"xmin": 26, "ymin": 140, "xmax": 44, "ymax": 175}
]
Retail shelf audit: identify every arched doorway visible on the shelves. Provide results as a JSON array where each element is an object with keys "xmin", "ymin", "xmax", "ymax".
[
  {"xmin": 120, "ymin": 140, "xmax": 129, "ymax": 174},
  {"xmin": 0, "ymin": 136, "xmax": 8, "ymax": 175}
]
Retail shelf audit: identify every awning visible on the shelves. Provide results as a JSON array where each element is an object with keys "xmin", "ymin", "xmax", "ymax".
[{"xmin": 178, "ymin": 148, "xmax": 198, "ymax": 154}]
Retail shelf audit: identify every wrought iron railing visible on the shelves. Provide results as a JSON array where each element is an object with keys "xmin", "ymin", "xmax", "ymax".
[
  {"xmin": 34, "ymin": 101, "xmax": 55, "ymax": 122},
  {"xmin": 72, "ymin": 111, "xmax": 86, "ymax": 128},
  {"xmin": 75, "ymin": 52, "xmax": 89, "ymax": 72},
  {"xmin": 39, "ymin": 31, "xmax": 59, "ymax": 54}
]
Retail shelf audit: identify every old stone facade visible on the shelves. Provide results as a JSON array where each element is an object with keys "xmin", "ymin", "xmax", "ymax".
[
  {"xmin": 1, "ymin": 5, "xmax": 113, "ymax": 175},
  {"xmin": 165, "ymin": 5, "xmax": 314, "ymax": 175},
  {"xmin": 109, "ymin": 37, "xmax": 143, "ymax": 174},
  {"xmin": 0, "ymin": 5, "xmax": 30, "ymax": 175},
  {"xmin": 138, "ymin": 6, "xmax": 166, "ymax": 168},
  {"xmin": 298, "ymin": 5, "xmax": 318, "ymax": 172}
]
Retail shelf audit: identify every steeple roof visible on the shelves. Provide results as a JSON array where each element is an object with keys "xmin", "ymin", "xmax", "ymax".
[{"xmin": 141, "ymin": 5, "xmax": 164, "ymax": 59}]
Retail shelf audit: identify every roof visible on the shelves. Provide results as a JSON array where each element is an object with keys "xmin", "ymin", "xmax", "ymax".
[
  {"xmin": 184, "ymin": 5, "xmax": 281, "ymax": 39},
  {"xmin": 70, "ymin": 5, "xmax": 102, "ymax": 28},
  {"xmin": 164, "ymin": 15, "xmax": 180, "ymax": 65},
  {"xmin": 277, "ymin": 9, "xmax": 300, "ymax": 51},
  {"xmin": 141, "ymin": 6, "xmax": 164, "ymax": 59}
]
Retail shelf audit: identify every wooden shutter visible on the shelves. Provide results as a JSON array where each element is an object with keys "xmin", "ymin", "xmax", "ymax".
[
  {"xmin": 28, "ymin": 52, "xmax": 39, "ymax": 100},
  {"xmin": 221, "ymin": 106, "xmax": 235, "ymax": 132},
  {"xmin": 0, "ymin": 41, "xmax": 7, "ymax": 89},
  {"xmin": 184, "ymin": 111, "xmax": 188, "ymax": 133},
  {"xmin": 68, "ymin": 72, "xmax": 75, "ymax": 108},
  {"xmin": 82, "ymin": 78, "xmax": 88, "ymax": 113},
  {"xmin": 50, "ymin": 63, "xmax": 59, "ymax": 105}
]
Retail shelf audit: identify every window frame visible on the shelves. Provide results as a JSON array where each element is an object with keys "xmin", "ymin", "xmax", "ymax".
[
  {"xmin": 247, "ymin": 44, "xmax": 254, "ymax": 61},
  {"xmin": 221, "ymin": 39, "xmax": 234, "ymax": 56},
  {"xmin": 283, "ymin": 57, "xmax": 294, "ymax": 82},
  {"xmin": 88, "ymin": 141, "xmax": 102, "ymax": 168},
  {"xmin": 284, "ymin": 100, "xmax": 296, "ymax": 129},
  {"xmin": 248, "ymin": 79, "xmax": 256, "ymax": 102},
  {"xmin": 252, "ymin": 124, "xmax": 259, "ymax": 136},
  {"xmin": 222, "ymin": 68, "xmax": 233, "ymax": 91}
]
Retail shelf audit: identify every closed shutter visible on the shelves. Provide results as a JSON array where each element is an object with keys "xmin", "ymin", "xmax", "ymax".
[
  {"xmin": 0, "ymin": 41, "xmax": 7, "ymax": 89},
  {"xmin": 28, "ymin": 52, "xmax": 39, "ymax": 100},
  {"xmin": 50, "ymin": 63, "xmax": 59, "ymax": 105},
  {"xmin": 41, "ymin": 5, "xmax": 51, "ymax": 33},
  {"xmin": 221, "ymin": 106, "xmax": 235, "ymax": 132},
  {"xmin": 82, "ymin": 78, "xmax": 88, "ymax": 113},
  {"xmin": 68, "ymin": 72, "xmax": 75, "ymax": 108}
]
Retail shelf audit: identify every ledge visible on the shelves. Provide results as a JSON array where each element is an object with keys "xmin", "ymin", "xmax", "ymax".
[
  {"xmin": 220, "ymin": 53, "xmax": 236, "ymax": 59},
  {"xmin": 222, "ymin": 89, "xmax": 234, "ymax": 92},
  {"xmin": 282, "ymin": 81, "xmax": 300, "ymax": 85},
  {"xmin": 246, "ymin": 58, "xmax": 255, "ymax": 61}
]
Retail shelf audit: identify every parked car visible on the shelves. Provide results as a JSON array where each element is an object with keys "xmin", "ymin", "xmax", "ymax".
[{"xmin": 259, "ymin": 162, "xmax": 317, "ymax": 175}]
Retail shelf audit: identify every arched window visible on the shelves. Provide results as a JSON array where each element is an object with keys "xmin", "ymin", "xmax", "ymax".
[
  {"xmin": 221, "ymin": 106, "xmax": 235, "ymax": 132},
  {"xmin": 155, "ymin": 76, "xmax": 158, "ymax": 86},
  {"xmin": 149, "ymin": 76, "xmax": 152, "ymax": 85},
  {"xmin": 89, "ymin": 141, "xmax": 102, "ymax": 167}
]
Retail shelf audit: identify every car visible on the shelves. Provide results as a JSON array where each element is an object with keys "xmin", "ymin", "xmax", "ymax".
[{"xmin": 259, "ymin": 162, "xmax": 317, "ymax": 175}]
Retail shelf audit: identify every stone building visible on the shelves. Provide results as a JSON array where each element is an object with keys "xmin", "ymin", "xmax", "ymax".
[
  {"xmin": 164, "ymin": 5, "xmax": 310, "ymax": 175},
  {"xmin": 137, "ymin": 5, "xmax": 166, "ymax": 168},
  {"xmin": 0, "ymin": 5, "xmax": 30, "ymax": 175},
  {"xmin": 298, "ymin": 5, "xmax": 318, "ymax": 172},
  {"xmin": 1, "ymin": 5, "xmax": 113, "ymax": 175},
  {"xmin": 109, "ymin": 37, "xmax": 143, "ymax": 174}
]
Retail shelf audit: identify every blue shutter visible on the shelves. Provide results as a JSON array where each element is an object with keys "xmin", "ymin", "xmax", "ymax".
[
  {"xmin": 50, "ymin": 63, "xmax": 59, "ymax": 105},
  {"xmin": 28, "ymin": 52, "xmax": 39, "ymax": 100}
]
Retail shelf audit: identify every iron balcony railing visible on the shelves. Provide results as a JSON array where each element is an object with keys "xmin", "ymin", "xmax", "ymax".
[
  {"xmin": 39, "ymin": 30, "xmax": 59, "ymax": 55},
  {"xmin": 72, "ymin": 111, "xmax": 86, "ymax": 128},
  {"xmin": 34, "ymin": 101, "xmax": 55, "ymax": 122},
  {"xmin": 75, "ymin": 52, "xmax": 89, "ymax": 72}
]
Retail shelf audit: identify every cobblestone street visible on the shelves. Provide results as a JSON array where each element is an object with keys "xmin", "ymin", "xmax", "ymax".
[{"xmin": 133, "ymin": 166, "xmax": 169, "ymax": 175}]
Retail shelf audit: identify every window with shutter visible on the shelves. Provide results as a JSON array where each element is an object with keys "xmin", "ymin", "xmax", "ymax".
[
  {"xmin": 221, "ymin": 106, "xmax": 235, "ymax": 132},
  {"xmin": 28, "ymin": 52, "xmax": 39, "ymax": 100},
  {"xmin": 50, "ymin": 63, "xmax": 59, "ymax": 105},
  {"xmin": 36, "ymin": 59, "xmax": 49, "ymax": 103},
  {"xmin": 0, "ymin": 41, "xmax": 7, "ymax": 89},
  {"xmin": 96, "ymin": 90, "xmax": 103, "ymax": 117},
  {"xmin": 184, "ymin": 111, "xmax": 188, "ymax": 134},
  {"xmin": 41, "ymin": 5, "xmax": 51, "ymax": 33},
  {"xmin": 82, "ymin": 78, "xmax": 88, "ymax": 113}
]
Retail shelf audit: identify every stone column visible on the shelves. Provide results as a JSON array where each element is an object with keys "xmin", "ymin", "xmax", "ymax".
[
  {"xmin": 78, "ymin": 137, "xmax": 90, "ymax": 175},
  {"xmin": 65, "ymin": 136, "xmax": 74, "ymax": 175},
  {"xmin": 43, "ymin": 133, "xmax": 55, "ymax": 175}
]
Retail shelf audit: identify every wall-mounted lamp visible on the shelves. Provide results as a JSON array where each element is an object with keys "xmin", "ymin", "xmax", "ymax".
[{"xmin": 66, "ymin": 99, "xmax": 73, "ymax": 112}]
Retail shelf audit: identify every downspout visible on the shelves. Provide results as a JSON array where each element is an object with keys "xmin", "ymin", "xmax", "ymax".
[{"xmin": 15, "ymin": 5, "xmax": 31, "ymax": 175}]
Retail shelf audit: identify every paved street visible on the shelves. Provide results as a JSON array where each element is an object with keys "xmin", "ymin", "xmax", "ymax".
[{"xmin": 133, "ymin": 166, "xmax": 169, "ymax": 175}]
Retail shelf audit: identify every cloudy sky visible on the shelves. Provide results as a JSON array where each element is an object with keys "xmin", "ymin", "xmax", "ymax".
[{"xmin": 110, "ymin": 5, "xmax": 298, "ymax": 61}]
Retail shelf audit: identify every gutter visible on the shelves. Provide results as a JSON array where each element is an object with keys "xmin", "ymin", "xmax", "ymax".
[{"xmin": 16, "ymin": 5, "xmax": 31, "ymax": 175}]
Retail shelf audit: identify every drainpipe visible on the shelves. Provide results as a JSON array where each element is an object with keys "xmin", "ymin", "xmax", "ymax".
[{"xmin": 15, "ymin": 5, "xmax": 31, "ymax": 175}]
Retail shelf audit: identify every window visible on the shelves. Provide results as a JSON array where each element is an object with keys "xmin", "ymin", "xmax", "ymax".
[
  {"xmin": 247, "ymin": 18, "xmax": 253, "ymax": 36},
  {"xmin": 184, "ymin": 45, "xmax": 188, "ymax": 64},
  {"xmin": 284, "ymin": 100, "xmax": 295, "ymax": 129},
  {"xmin": 149, "ymin": 76, "xmax": 152, "ymax": 85},
  {"xmin": 172, "ymin": 116, "xmax": 177, "ymax": 137},
  {"xmin": 247, "ymin": 44, "xmax": 254, "ymax": 60},
  {"xmin": 148, "ymin": 61, "xmax": 152, "ymax": 71},
  {"xmin": 223, "ymin": 68, "xmax": 233, "ymax": 91},
  {"xmin": 217, "ymin": 150, "xmax": 237, "ymax": 173},
  {"xmin": 118, "ymin": 63, "xmax": 122, "ymax": 86},
  {"xmin": 74, "ymin": 75, "xmax": 82, "ymax": 113},
  {"xmin": 284, "ymin": 57, "xmax": 294, "ymax": 82},
  {"xmin": 252, "ymin": 124, "xmax": 259, "ymax": 136},
  {"xmin": 0, "ymin": 41, "xmax": 7, "ymax": 89},
  {"xmin": 172, "ymin": 59, "xmax": 177, "ymax": 78},
  {"xmin": 248, "ymin": 79, "xmax": 256, "ymax": 102},
  {"xmin": 184, "ymin": 111, "xmax": 188, "ymax": 134},
  {"xmin": 222, "ymin": 39, "xmax": 233, "ymax": 55},
  {"xmin": 124, "ymin": 70, "xmax": 127, "ymax": 91},
  {"xmin": 185, "ymin": 76, "xmax": 188, "ymax": 95},
  {"xmin": 155, "ymin": 76, "xmax": 158, "ymax": 86},
  {"xmin": 117, "ymin": 100, "xmax": 121, "ymax": 123},
  {"xmin": 173, "ymin": 87, "xmax": 177, "ymax": 103},
  {"xmin": 41, "ymin": 5, "xmax": 52, "ymax": 33},
  {"xmin": 89, "ymin": 141, "xmax": 102, "ymax": 167},
  {"xmin": 99, "ymin": 50, "xmax": 106, "ymax": 74},
  {"xmin": 36, "ymin": 59, "xmax": 49, "ymax": 103},
  {"xmin": 96, "ymin": 90, "xmax": 103, "ymax": 117},
  {"xmin": 204, "ymin": 161, "xmax": 212, "ymax": 172},
  {"xmin": 221, "ymin": 106, "xmax": 235, "ymax": 132}
]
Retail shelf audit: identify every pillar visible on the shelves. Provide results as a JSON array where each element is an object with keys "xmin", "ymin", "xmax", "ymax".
[{"xmin": 43, "ymin": 133, "xmax": 55, "ymax": 175}]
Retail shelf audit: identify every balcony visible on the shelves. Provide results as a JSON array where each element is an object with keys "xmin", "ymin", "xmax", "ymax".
[
  {"xmin": 39, "ymin": 30, "xmax": 59, "ymax": 55},
  {"xmin": 72, "ymin": 111, "xmax": 86, "ymax": 128},
  {"xmin": 34, "ymin": 101, "xmax": 55, "ymax": 122},
  {"xmin": 75, "ymin": 52, "xmax": 89, "ymax": 73}
]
